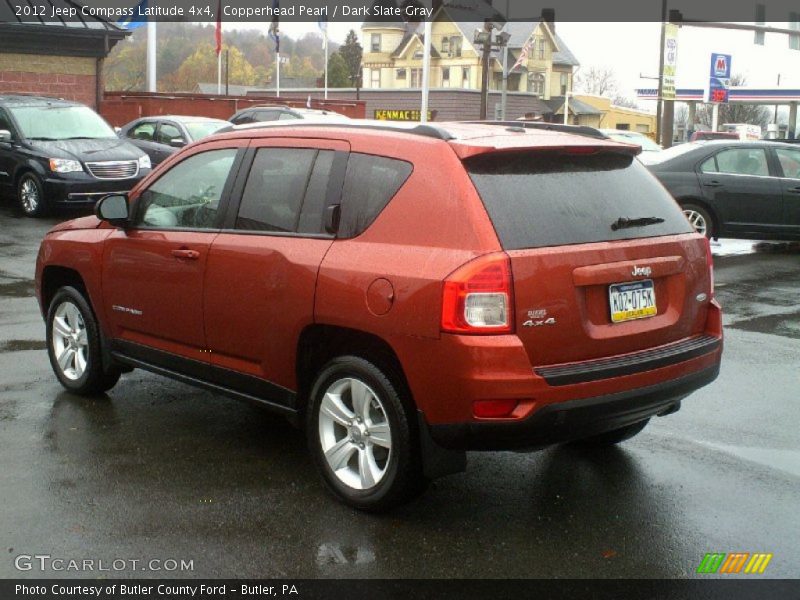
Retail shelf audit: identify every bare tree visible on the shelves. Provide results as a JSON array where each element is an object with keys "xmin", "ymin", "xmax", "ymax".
[
  {"xmin": 696, "ymin": 74, "xmax": 770, "ymax": 129},
  {"xmin": 575, "ymin": 65, "xmax": 618, "ymax": 97}
]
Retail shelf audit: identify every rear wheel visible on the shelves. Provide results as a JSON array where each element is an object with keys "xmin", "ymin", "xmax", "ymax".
[
  {"xmin": 46, "ymin": 286, "xmax": 121, "ymax": 395},
  {"xmin": 571, "ymin": 419, "xmax": 650, "ymax": 446},
  {"xmin": 307, "ymin": 356, "xmax": 425, "ymax": 512},
  {"xmin": 681, "ymin": 203, "xmax": 713, "ymax": 238},
  {"xmin": 18, "ymin": 172, "xmax": 48, "ymax": 218}
]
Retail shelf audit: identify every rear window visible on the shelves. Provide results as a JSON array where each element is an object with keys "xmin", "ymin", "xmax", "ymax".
[{"xmin": 466, "ymin": 151, "xmax": 692, "ymax": 250}]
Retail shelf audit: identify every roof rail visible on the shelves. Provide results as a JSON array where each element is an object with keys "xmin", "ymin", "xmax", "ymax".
[
  {"xmin": 217, "ymin": 120, "xmax": 456, "ymax": 141},
  {"xmin": 461, "ymin": 121, "xmax": 610, "ymax": 140}
]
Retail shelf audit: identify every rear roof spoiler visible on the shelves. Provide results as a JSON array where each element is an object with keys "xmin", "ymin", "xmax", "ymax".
[{"xmin": 460, "ymin": 121, "xmax": 610, "ymax": 140}]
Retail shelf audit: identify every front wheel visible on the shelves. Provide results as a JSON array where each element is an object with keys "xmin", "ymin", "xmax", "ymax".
[
  {"xmin": 18, "ymin": 172, "xmax": 48, "ymax": 217},
  {"xmin": 46, "ymin": 286, "xmax": 121, "ymax": 395},
  {"xmin": 307, "ymin": 356, "xmax": 425, "ymax": 512}
]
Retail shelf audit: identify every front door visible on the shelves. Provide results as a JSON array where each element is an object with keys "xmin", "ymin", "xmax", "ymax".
[
  {"xmin": 773, "ymin": 145, "xmax": 800, "ymax": 233},
  {"xmin": 698, "ymin": 146, "xmax": 784, "ymax": 234},
  {"xmin": 202, "ymin": 138, "xmax": 349, "ymax": 400},
  {"xmin": 102, "ymin": 142, "xmax": 245, "ymax": 364}
]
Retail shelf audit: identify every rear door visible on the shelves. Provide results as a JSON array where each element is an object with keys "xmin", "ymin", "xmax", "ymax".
[
  {"xmin": 202, "ymin": 137, "xmax": 348, "ymax": 396},
  {"xmin": 772, "ymin": 145, "xmax": 800, "ymax": 232},
  {"xmin": 465, "ymin": 149, "xmax": 709, "ymax": 367},
  {"xmin": 123, "ymin": 120, "xmax": 162, "ymax": 164},
  {"xmin": 697, "ymin": 146, "xmax": 784, "ymax": 233}
]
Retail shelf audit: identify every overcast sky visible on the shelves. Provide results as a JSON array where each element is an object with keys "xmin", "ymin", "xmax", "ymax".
[{"xmin": 234, "ymin": 21, "xmax": 800, "ymax": 107}]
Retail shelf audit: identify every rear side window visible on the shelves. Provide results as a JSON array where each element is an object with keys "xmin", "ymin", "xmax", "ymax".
[
  {"xmin": 236, "ymin": 148, "xmax": 334, "ymax": 234},
  {"xmin": 466, "ymin": 151, "xmax": 692, "ymax": 250},
  {"xmin": 339, "ymin": 153, "xmax": 412, "ymax": 237}
]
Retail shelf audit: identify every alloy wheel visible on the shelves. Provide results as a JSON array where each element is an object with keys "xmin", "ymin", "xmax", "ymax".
[
  {"xmin": 683, "ymin": 208, "xmax": 708, "ymax": 236},
  {"xmin": 51, "ymin": 301, "xmax": 89, "ymax": 381},
  {"xmin": 20, "ymin": 178, "xmax": 40, "ymax": 214},
  {"xmin": 318, "ymin": 377, "xmax": 392, "ymax": 491}
]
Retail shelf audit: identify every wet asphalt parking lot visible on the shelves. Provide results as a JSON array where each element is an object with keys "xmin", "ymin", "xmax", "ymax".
[{"xmin": 0, "ymin": 202, "xmax": 798, "ymax": 579}]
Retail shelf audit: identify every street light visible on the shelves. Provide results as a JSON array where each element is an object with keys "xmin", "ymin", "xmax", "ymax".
[{"xmin": 474, "ymin": 23, "xmax": 511, "ymax": 120}]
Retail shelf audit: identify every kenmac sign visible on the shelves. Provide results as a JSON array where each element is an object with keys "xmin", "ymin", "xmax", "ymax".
[{"xmin": 374, "ymin": 109, "xmax": 435, "ymax": 121}]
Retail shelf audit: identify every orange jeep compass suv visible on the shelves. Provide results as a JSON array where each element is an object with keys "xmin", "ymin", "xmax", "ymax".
[{"xmin": 35, "ymin": 122, "xmax": 722, "ymax": 511}]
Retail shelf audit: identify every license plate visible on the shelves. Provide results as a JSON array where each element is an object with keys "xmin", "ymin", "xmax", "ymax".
[{"xmin": 609, "ymin": 280, "xmax": 657, "ymax": 323}]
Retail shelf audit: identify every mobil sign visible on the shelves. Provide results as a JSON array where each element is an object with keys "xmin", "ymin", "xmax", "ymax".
[{"xmin": 707, "ymin": 53, "xmax": 732, "ymax": 103}]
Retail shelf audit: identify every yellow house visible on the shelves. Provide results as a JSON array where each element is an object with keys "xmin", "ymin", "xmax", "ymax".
[
  {"xmin": 571, "ymin": 94, "xmax": 657, "ymax": 134},
  {"xmin": 361, "ymin": 4, "xmax": 579, "ymax": 100}
]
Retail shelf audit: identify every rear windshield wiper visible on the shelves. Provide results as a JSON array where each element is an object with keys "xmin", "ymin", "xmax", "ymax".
[{"xmin": 611, "ymin": 216, "xmax": 665, "ymax": 231}]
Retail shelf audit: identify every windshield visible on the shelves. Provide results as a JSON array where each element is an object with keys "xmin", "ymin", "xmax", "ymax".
[
  {"xmin": 184, "ymin": 121, "xmax": 227, "ymax": 141},
  {"xmin": 10, "ymin": 105, "xmax": 116, "ymax": 140},
  {"xmin": 638, "ymin": 142, "xmax": 703, "ymax": 165}
]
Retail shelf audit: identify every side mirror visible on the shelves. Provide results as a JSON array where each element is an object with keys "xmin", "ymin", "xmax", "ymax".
[
  {"xmin": 0, "ymin": 130, "xmax": 11, "ymax": 143},
  {"xmin": 169, "ymin": 137, "xmax": 186, "ymax": 148},
  {"xmin": 95, "ymin": 194, "xmax": 129, "ymax": 226}
]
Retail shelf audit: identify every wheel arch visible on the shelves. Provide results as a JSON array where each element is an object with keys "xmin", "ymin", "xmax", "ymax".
[
  {"xmin": 296, "ymin": 324, "xmax": 414, "ymax": 418},
  {"xmin": 40, "ymin": 266, "xmax": 88, "ymax": 316}
]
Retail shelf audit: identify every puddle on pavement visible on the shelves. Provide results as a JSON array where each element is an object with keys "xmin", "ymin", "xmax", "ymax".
[
  {"xmin": 0, "ymin": 340, "xmax": 46, "ymax": 352},
  {"xmin": 0, "ymin": 279, "xmax": 35, "ymax": 298},
  {"xmin": 727, "ymin": 311, "xmax": 800, "ymax": 339}
]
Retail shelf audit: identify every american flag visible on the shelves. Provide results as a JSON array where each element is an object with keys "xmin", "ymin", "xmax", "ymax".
[{"xmin": 511, "ymin": 35, "xmax": 533, "ymax": 72}]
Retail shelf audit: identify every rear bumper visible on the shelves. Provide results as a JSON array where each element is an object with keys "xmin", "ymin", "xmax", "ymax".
[{"xmin": 428, "ymin": 363, "xmax": 720, "ymax": 451}]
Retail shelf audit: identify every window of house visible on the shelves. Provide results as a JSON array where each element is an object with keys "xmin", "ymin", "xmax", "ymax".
[
  {"xmin": 461, "ymin": 67, "xmax": 470, "ymax": 87},
  {"xmin": 371, "ymin": 34, "xmax": 381, "ymax": 52},
  {"xmin": 371, "ymin": 69, "xmax": 380, "ymax": 88},
  {"xmin": 396, "ymin": 68, "xmax": 407, "ymax": 80},
  {"xmin": 530, "ymin": 72, "xmax": 545, "ymax": 95},
  {"xmin": 560, "ymin": 72, "xmax": 568, "ymax": 95},
  {"xmin": 442, "ymin": 67, "xmax": 450, "ymax": 84},
  {"xmin": 410, "ymin": 68, "xmax": 423, "ymax": 87},
  {"xmin": 452, "ymin": 37, "xmax": 462, "ymax": 57},
  {"xmin": 442, "ymin": 37, "xmax": 450, "ymax": 54},
  {"xmin": 538, "ymin": 38, "xmax": 545, "ymax": 59}
]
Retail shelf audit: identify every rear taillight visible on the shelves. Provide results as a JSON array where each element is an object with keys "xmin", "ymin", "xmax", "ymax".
[
  {"xmin": 704, "ymin": 237, "xmax": 715, "ymax": 297},
  {"xmin": 441, "ymin": 253, "xmax": 513, "ymax": 334}
]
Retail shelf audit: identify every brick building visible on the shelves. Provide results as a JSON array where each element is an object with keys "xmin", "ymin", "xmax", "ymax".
[{"xmin": 0, "ymin": 0, "xmax": 127, "ymax": 108}]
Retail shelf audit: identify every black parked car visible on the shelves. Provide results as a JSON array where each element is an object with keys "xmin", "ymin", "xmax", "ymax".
[
  {"xmin": 0, "ymin": 96, "xmax": 151, "ymax": 217},
  {"xmin": 641, "ymin": 141, "xmax": 800, "ymax": 240},
  {"xmin": 118, "ymin": 115, "xmax": 228, "ymax": 166}
]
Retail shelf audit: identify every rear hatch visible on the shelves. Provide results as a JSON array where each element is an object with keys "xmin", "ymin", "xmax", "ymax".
[{"xmin": 464, "ymin": 148, "xmax": 711, "ymax": 367}]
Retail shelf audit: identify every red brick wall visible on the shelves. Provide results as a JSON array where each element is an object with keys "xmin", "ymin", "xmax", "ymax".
[{"xmin": 0, "ymin": 54, "xmax": 98, "ymax": 107}]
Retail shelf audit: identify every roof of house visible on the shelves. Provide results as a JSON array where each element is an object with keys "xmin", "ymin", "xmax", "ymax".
[
  {"xmin": 0, "ymin": 0, "xmax": 128, "ymax": 57},
  {"xmin": 391, "ymin": 33, "xmax": 441, "ymax": 59},
  {"xmin": 546, "ymin": 96, "xmax": 603, "ymax": 116}
]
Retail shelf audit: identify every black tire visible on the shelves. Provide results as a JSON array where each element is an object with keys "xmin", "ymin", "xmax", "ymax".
[
  {"xmin": 572, "ymin": 419, "xmax": 650, "ymax": 446},
  {"xmin": 46, "ymin": 286, "xmax": 121, "ymax": 395},
  {"xmin": 17, "ymin": 172, "xmax": 48, "ymax": 218},
  {"xmin": 307, "ymin": 356, "xmax": 426, "ymax": 512},
  {"xmin": 681, "ymin": 202, "xmax": 714, "ymax": 239}
]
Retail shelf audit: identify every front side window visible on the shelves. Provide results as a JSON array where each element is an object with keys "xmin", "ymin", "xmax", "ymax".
[
  {"xmin": 156, "ymin": 123, "xmax": 183, "ymax": 145},
  {"xmin": 129, "ymin": 121, "xmax": 156, "ymax": 141},
  {"xmin": 0, "ymin": 108, "xmax": 13, "ymax": 133},
  {"xmin": 714, "ymin": 148, "xmax": 770, "ymax": 177},
  {"xmin": 136, "ymin": 148, "xmax": 237, "ymax": 229},
  {"xmin": 236, "ymin": 148, "xmax": 335, "ymax": 235},
  {"xmin": 775, "ymin": 147, "xmax": 800, "ymax": 179}
]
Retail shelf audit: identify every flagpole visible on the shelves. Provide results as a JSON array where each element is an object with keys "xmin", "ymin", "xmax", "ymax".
[
  {"xmin": 420, "ymin": 20, "xmax": 431, "ymax": 123},
  {"xmin": 147, "ymin": 19, "xmax": 156, "ymax": 92},
  {"xmin": 217, "ymin": 52, "xmax": 222, "ymax": 94},
  {"xmin": 323, "ymin": 28, "xmax": 328, "ymax": 100},
  {"xmin": 276, "ymin": 52, "xmax": 280, "ymax": 98}
]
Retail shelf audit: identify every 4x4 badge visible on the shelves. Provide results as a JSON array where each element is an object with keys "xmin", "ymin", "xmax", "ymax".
[{"xmin": 523, "ymin": 317, "xmax": 557, "ymax": 328}]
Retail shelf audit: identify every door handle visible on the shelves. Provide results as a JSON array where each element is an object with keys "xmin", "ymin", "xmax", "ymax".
[
  {"xmin": 703, "ymin": 180, "xmax": 723, "ymax": 188},
  {"xmin": 787, "ymin": 187, "xmax": 800, "ymax": 194},
  {"xmin": 171, "ymin": 248, "xmax": 199, "ymax": 260}
]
